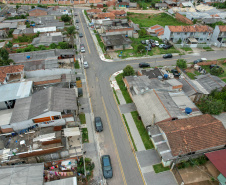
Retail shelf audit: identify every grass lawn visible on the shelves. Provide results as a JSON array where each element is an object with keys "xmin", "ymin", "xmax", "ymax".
[
  {"xmin": 128, "ymin": 12, "xmax": 188, "ymax": 27},
  {"xmin": 187, "ymin": 72, "xmax": 196, "ymax": 79},
  {"xmin": 153, "ymin": 163, "xmax": 170, "ymax": 173},
  {"xmin": 203, "ymin": 47, "xmax": 214, "ymax": 51},
  {"xmin": 115, "ymin": 74, "xmax": 133, "ymax": 104},
  {"xmin": 181, "ymin": 47, "xmax": 193, "ymax": 52},
  {"xmin": 74, "ymin": 60, "xmax": 80, "ymax": 69},
  {"xmin": 122, "ymin": 114, "xmax": 137, "ymax": 151},
  {"xmin": 222, "ymin": 79, "xmax": 226, "ymax": 82},
  {"xmin": 131, "ymin": 111, "xmax": 153, "ymax": 150},
  {"xmin": 116, "ymin": 36, "xmax": 180, "ymax": 59},
  {"xmin": 201, "ymin": 65, "xmax": 211, "ymax": 73},
  {"xmin": 94, "ymin": 30, "xmax": 105, "ymax": 53},
  {"xmin": 82, "ymin": 128, "xmax": 89, "ymax": 143},
  {"xmin": 79, "ymin": 113, "xmax": 86, "ymax": 124}
]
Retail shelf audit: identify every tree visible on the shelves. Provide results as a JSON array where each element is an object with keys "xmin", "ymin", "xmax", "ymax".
[
  {"xmin": 50, "ymin": 43, "xmax": 57, "ymax": 49},
  {"xmin": 176, "ymin": 59, "xmax": 187, "ymax": 69},
  {"xmin": 65, "ymin": 26, "xmax": 77, "ymax": 47},
  {"xmin": 58, "ymin": 42, "xmax": 69, "ymax": 49},
  {"xmin": 193, "ymin": 19, "xmax": 197, "ymax": 24},
  {"xmin": 123, "ymin": 65, "xmax": 135, "ymax": 77},
  {"xmin": 90, "ymin": 3, "xmax": 94, "ymax": 8},
  {"xmin": 61, "ymin": 14, "xmax": 71, "ymax": 22},
  {"xmin": 138, "ymin": 28, "xmax": 147, "ymax": 37},
  {"xmin": 16, "ymin": 4, "xmax": 20, "ymax": 9},
  {"xmin": 0, "ymin": 48, "xmax": 9, "ymax": 61},
  {"xmin": 136, "ymin": 44, "xmax": 145, "ymax": 53},
  {"xmin": 31, "ymin": 5, "xmax": 35, "ymax": 9},
  {"xmin": 197, "ymin": 96, "xmax": 224, "ymax": 115},
  {"xmin": 210, "ymin": 66, "xmax": 224, "ymax": 76},
  {"xmin": 6, "ymin": 41, "xmax": 13, "ymax": 50},
  {"xmin": 102, "ymin": 8, "xmax": 108, "ymax": 12}
]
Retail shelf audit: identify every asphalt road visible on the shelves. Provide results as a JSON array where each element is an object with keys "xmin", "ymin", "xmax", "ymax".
[{"xmin": 74, "ymin": 8, "xmax": 226, "ymax": 185}]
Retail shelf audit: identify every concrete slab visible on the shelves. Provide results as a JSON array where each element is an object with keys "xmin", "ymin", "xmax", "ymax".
[
  {"xmin": 144, "ymin": 171, "xmax": 177, "ymax": 185},
  {"xmin": 213, "ymin": 112, "xmax": 226, "ymax": 129},
  {"xmin": 119, "ymin": 103, "xmax": 137, "ymax": 114},
  {"xmin": 85, "ymin": 113, "xmax": 94, "ymax": 143},
  {"xmin": 136, "ymin": 149, "xmax": 161, "ymax": 168},
  {"xmin": 116, "ymin": 90, "xmax": 126, "ymax": 105}
]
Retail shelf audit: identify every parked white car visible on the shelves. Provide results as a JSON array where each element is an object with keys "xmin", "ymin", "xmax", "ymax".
[
  {"xmin": 83, "ymin": 61, "xmax": 89, "ymax": 69},
  {"xmin": 155, "ymin": 41, "xmax": 159, "ymax": 46},
  {"xmin": 159, "ymin": 44, "xmax": 166, "ymax": 48}
]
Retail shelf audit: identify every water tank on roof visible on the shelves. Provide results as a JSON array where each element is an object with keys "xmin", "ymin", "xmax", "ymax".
[
  {"xmin": 125, "ymin": 35, "xmax": 128, "ymax": 37},
  {"xmin": 26, "ymin": 56, "xmax": 30, "ymax": 59},
  {"xmin": 185, "ymin": 107, "xmax": 192, "ymax": 114},
  {"xmin": 164, "ymin": 74, "xmax": 168, "ymax": 79},
  {"xmin": 158, "ymin": 76, "xmax": 163, "ymax": 80}
]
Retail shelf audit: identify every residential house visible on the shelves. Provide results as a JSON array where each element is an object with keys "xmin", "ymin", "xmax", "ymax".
[
  {"xmin": 179, "ymin": 2, "xmax": 194, "ymax": 8},
  {"xmin": 163, "ymin": 25, "xmax": 212, "ymax": 46},
  {"xmin": 109, "ymin": 10, "xmax": 127, "ymax": 19},
  {"xmin": 146, "ymin": 25, "xmax": 164, "ymax": 37},
  {"xmin": 86, "ymin": 9, "xmax": 102, "ymax": 16},
  {"xmin": 137, "ymin": 68, "xmax": 163, "ymax": 79},
  {"xmin": 155, "ymin": 3, "xmax": 168, "ymax": 9},
  {"xmin": 165, "ymin": 0, "xmax": 177, "ymax": 8},
  {"xmin": 205, "ymin": 149, "xmax": 226, "ymax": 184},
  {"xmin": 29, "ymin": 7, "xmax": 48, "ymax": 17},
  {"xmin": 0, "ymin": 65, "xmax": 24, "ymax": 85},
  {"xmin": 31, "ymin": 34, "xmax": 63, "ymax": 47},
  {"xmin": 118, "ymin": 2, "xmax": 129, "ymax": 8},
  {"xmin": 123, "ymin": 75, "xmax": 202, "ymax": 128},
  {"xmin": 0, "ymin": 41, "xmax": 6, "ymax": 48},
  {"xmin": 17, "ymin": 5, "xmax": 30, "ymax": 15},
  {"xmin": 0, "ymin": 164, "xmax": 44, "ymax": 185},
  {"xmin": 0, "ymin": 22, "xmax": 17, "ymax": 31},
  {"xmin": 13, "ymin": 28, "xmax": 35, "ymax": 39},
  {"xmin": 102, "ymin": 34, "xmax": 132, "ymax": 50},
  {"xmin": 0, "ymin": 81, "xmax": 33, "ymax": 110},
  {"xmin": 0, "ymin": 30, "xmax": 7, "ymax": 39},
  {"xmin": 211, "ymin": 25, "xmax": 226, "ymax": 47},
  {"xmin": 93, "ymin": 13, "xmax": 116, "ymax": 20},
  {"xmin": 106, "ymin": 0, "xmax": 117, "ymax": 7},
  {"xmin": 149, "ymin": 114, "xmax": 226, "ymax": 167}
]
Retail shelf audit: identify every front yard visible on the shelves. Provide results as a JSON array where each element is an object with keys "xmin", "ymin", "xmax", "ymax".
[{"xmin": 115, "ymin": 36, "xmax": 180, "ymax": 59}]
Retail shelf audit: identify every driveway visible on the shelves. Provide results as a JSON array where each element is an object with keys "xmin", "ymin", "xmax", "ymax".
[{"xmin": 144, "ymin": 171, "xmax": 177, "ymax": 185}]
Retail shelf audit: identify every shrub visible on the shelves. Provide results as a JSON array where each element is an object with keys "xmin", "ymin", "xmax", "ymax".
[
  {"xmin": 176, "ymin": 59, "xmax": 187, "ymax": 69},
  {"xmin": 210, "ymin": 66, "xmax": 224, "ymax": 76},
  {"xmin": 123, "ymin": 65, "xmax": 135, "ymax": 77}
]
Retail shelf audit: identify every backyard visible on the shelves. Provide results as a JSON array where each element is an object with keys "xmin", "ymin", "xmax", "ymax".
[{"xmin": 128, "ymin": 12, "xmax": 188, "ymax": 27}]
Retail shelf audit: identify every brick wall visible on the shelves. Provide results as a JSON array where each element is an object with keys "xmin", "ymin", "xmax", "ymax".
[
  {"xmin": 175, "ymin": 13, "xmax": 193, "ymax": 25},
  {"xmin": 29, "ymin": 9, "xmax": 48, "ymax": 16}
]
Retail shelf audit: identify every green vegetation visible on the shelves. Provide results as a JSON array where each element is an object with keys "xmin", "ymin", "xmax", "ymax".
[
  {"xmin": 77, "ymin": 157, "xmax": 95, "ymax": 182},
  {"xmin": 137, "ymin": 0, "xmax": 160, "ymax": 9},
  {"xmin": 37, "ymin": 4, "xmax": 48, "ymax": 8},
  {"xmin": 213, "ymin": 2, "xmax": 226, "ymax": 9},
  {"xmin": 115, "ymin": 73, "xmax": 133, "ymax": 104},
  {"xmin": 94, "ymin": 30, "xmax": 105, "ymax": 53},
  {"xmin": 82, "ymin": 128, "xmax": 89, "ymax": 143},
  {"xmin": 74, "ymin": 60, "xmax": 80, "ymax": 69},
  {"xmin": 131, "ymin": 111, "xmax": 154, "ymax": 150},
  {"xmin": 176, "ymin": 59, "xmax": 187, "ymax": 69},
  {"xmin": 6, "ymin": 15, "xmax": 27, "ymax": 20},
  {"xmin": 79, "ymin": 113, "xmax": 86, "ymax": 124},
  {"xmin": 208, "ymin": 21, "xmax": 226, "ymax": 28},
  {"xmin": 181, "ymin": 47, "xmax": 192, "ymax": 52},
  {"xmin": 197, "ymin": 96, "xmax": 224, "ymax": 115},
  {"xmin": 84, "ymin": 10, "xmax": 91, "ymax": 22},
  {"xmin": 209, "ymin": 88, "xmax": 226, "ymax": 112},
  {"xmin": 127, "ymin": 13, "xmax": 188, "ymax": 28},
  {"xmin": 113, "ymin": 88, "xmax": 120, "ymax": 105},
  {"xmin": 13, "ymin": 32, "xmax": 40, "ymax": 43},
  {"xmin": 122, "ymin": 114, "xmax": 137, "ymax": 151},
  {"xmin": 153, "ymin": 163, "xmax": 170, "ymax": 173},
  {"xmin": 203, "ymin": 47, "xmax": 214, "ymax": 51},
  {"xmin": 0, "ymin": 48, "xmax": 14, "ymax": 66},
  {"xmin": 177, "ymin": 156, "xmax": 208, "ymax": 169},
  {"xmin": 61, "ymin": 14, "xmax": 71, "ymax": 22},
  {"xmin": 187, "ymin": 72, "xmax": 196, "ymax": 79},
  {"xmin": 210, "ymin": 66, "xmax": 224, "ymax": 76},
  {"xmin": 123, "ymin": 65, "xmax": 135, "ymax": 77}
]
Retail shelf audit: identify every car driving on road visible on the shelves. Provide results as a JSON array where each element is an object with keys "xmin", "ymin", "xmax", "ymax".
[
  {"xmin": 95, "ymin": 117, "xmax": 103, "ymax": 132},
  {"xmin": 83, "ymin": 61, "xmax": 89, "ymax": 69},
  {"xmin": 79, "ymin": 33, "xmax": 83, "ymax": 38},
  {"xmin": 163, "ymin": 53, "xmax": 172, "ymax": 58},
  {"xmin": 139, "ymin": 62, "xmax": 150, "ymax": 68},
  {"xmin": 101, "ymin": 155, "xmax": 113, "ymax": 179}
]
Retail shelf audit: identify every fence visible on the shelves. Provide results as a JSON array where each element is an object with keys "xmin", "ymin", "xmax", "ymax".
[
  {"xmin": 174, "ymin": 44, "xmax": 211, "ymax": 48},
  {"xmin": 172, "ymin": 166, "xmax": 184, "ymax": 185}
]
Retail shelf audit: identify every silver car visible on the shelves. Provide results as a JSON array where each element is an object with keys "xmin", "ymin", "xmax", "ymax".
[{"xmin": 83, "ymin": 61, "xmax": 89, "ymax": 68}]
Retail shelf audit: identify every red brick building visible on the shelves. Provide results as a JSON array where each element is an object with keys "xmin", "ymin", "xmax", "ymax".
[{"xmin": 29, "ymin": 7, "xmax": 48, "ymax": 17}]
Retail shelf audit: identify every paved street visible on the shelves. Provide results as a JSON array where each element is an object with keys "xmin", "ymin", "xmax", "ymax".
[{"xmin": 74, "ymin": 7, "xmax": 226, "ymax": 185}]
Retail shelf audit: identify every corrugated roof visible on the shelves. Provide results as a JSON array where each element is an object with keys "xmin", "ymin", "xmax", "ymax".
[
  {"xmin": 178, "ymin": 78, "xmax": 202, "ymax": 96},
  {"xmin": 205, "ymin": 149, "xmax": 226, "ymax": 177},
  {"xmin": 0, "ymin": 163, "xmax": 44, "ymax": 185},
  {"xmin": 45, "ymin": 177, "xmax": 77, "ymax": 185}
]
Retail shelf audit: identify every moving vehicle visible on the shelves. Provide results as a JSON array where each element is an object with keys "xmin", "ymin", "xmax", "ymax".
[
  {"xmin": 101, "ymin": 155, "xmax": 113, "ymax": 179},
  {"xmin": 74, "ymin": 13, "xmax": 78, "ymax": 16},
  {"xmin": 83, "ymin": 61, "xmax": 89, "ymax": 69},
  {"xmin": 95, "ymin": 117, "xmax": 103, "ymax": 132},
  {"xmin": 76, "ymin": 19, "xmax": 79, "ymax": 23},
  {"xmin": 79, "ymin": 33, "xmax": 83, "ymax": 38},
  {"xmin": 139, "ymin": 62, "xmax": 150, "ymax": 68},
  {"xmin": 81, "ymin": 47, "xmax": 85, "ymax": 53},
  {"xmin": 163, "ymin": 53, "xmax": 172, "ymax": 58}
]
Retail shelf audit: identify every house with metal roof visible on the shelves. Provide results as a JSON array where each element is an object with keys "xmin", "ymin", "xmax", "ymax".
[{"xmin": 150, "ymin": 114, "xmax": 226, "ymax": 167}]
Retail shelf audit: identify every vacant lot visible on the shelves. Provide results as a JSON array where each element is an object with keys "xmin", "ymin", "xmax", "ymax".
[{"xmin": 128, "ymin": 12, "xmax": 188, "ymax": 27}]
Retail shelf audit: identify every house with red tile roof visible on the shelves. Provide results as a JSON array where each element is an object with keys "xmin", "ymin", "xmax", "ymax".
[
  {"xmin": 163, "ymin": 25, "xmax": 212, "ymax": 45},
  {"xmin": 211, "ymin": 25, "xmax": 226, "ymax": 47},
  {"xmin": 93, "ymin": 12, "xmax": 115, "ymax": 20},
  {"xmin": 109, "ymin": 10, "xmax": 127, "ymax": 19},
  {"xmin": 0, "ymin": 65, "xmax": 24, "ymax": 85},
  {"xmin": 146, "ymin": 24, "xmax": 165, "ymax": 37},
  {"xmin": 106, "ymin": 0, "xmax": 116, "ymax": 7},
  {"xmin": 149, "ymin": 114, "xmax": 226, "ymax": 166}
]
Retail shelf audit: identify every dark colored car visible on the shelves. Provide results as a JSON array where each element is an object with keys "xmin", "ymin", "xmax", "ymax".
[
  {"xmin": 74, "ymin": 13, "xmax": 78, "ymax": 16},
  {"xmin": 210, "ymin": 64, "xmax": 220, "ymax": 69},
  {"xmin": 76, "ymin": 19, "xmax": 79, "ymax": 23},
  {"xmin": 95, "ymin": 117, "xmax": 103, "ymax": 132},
  {"xmin": 141, "ymin": 40, "xmax": 146, "ymax": 44},
  {"xmin": 171, "ymin": 69, "xmax": 180, "ymax": 77},
  {"xmin": 149, "ymin": 39, "xmax": 155, "ymax": 43},
  {"xmin": 163, "ymin": 45, "xmax": 172, "ymax": 49},
  {"xmin": 193, "ymin": 59, "xmax": 203, "ymax": 64},
  {"xmin": 151, "ymin": 43, "xmax": 156, "ymax": 47},
  {"xmin": 163, "ymin": 53, "xmax": 172, "ymax": 58},
  {"xmin": 79, "ymin": 33, "xmax": 83, "ymax": 38},
  {"xmin": 139, "ymin": 62, "xmax": 150, "ymax": 68},
  {"xmin": 102, "ymin": 155, "xmax": 113, "ymax": 179}
]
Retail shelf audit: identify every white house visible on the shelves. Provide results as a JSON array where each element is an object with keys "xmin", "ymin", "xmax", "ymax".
[{"xmin": 211, "ymin": 25, "xmax": 226, "ymax": 47}]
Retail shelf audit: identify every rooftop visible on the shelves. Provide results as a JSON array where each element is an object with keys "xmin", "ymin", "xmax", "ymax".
[
  {"xmin": 178, "ymin": 77, "xmax": 202, "ymax": 96},
  {"xmin": 218, "ymin": 25, "xmax": 226, "ymax": 32},
  {"xmin": 139, "ymin": 68, "xmax": 163, "ymax": 79},
  {"xmin": 168, "ymin": 25, "xmax": 211, "ymax": 32},
  {"xmin": 0, "ymin": 81, "xmax": 32, "ymax": 103},
  {"xmin": 0, "ymin": 65, "xmax": 24, "ymax": 84},
  {"xmin": 0, "ymin": 163, "xmax": 44, "ymax": 185},
  {"xmin": 157, "ymin": 114, "xmax": 226, "ymax": 156},
  {"xmin": 10, "ymin": 87, "xmax": 77, "ymax": 123},
  {"xmin": 102, "ymin": 34, "xmax": 132, "ymax": 46},
  {"xmin": 29, "ymin": 7, "xmax": 48, "ymax": 12},
  {"xmin": 205, "ymin": 149, "xmax": 226, "ymax": 177}
]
